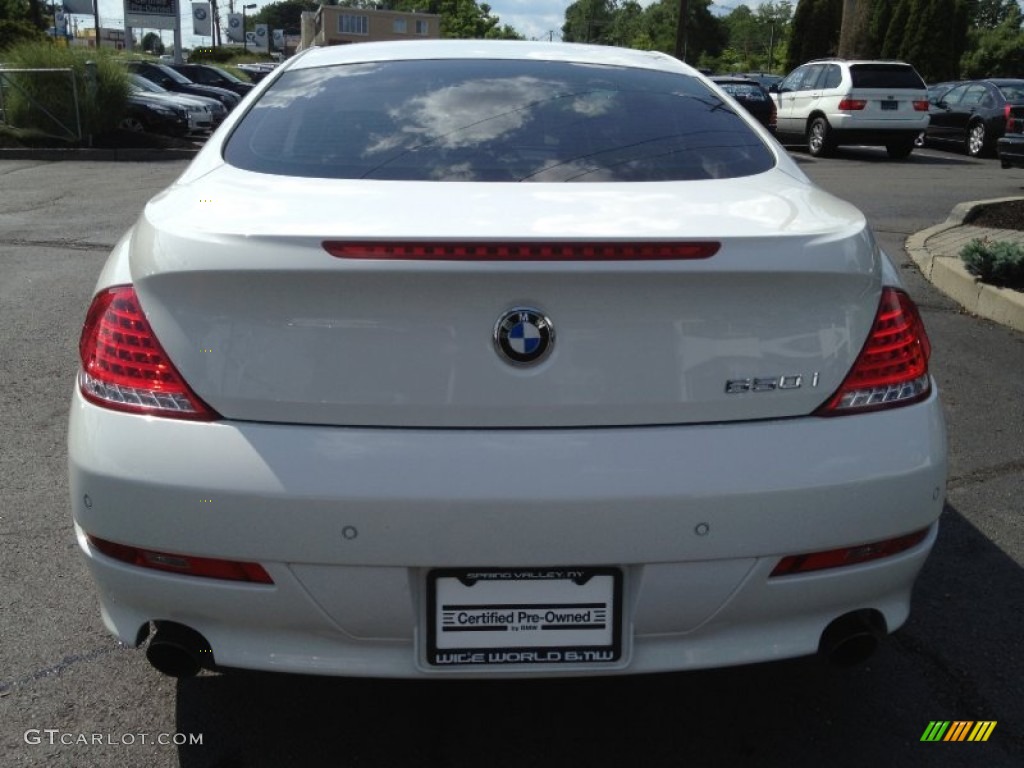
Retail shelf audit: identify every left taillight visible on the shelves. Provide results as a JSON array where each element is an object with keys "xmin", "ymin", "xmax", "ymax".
[
  {"xmin": 838, "ymin": 97, "xmax": 867, "ymax": 111},
  {"xmin": 816, "ymin": 287, "xmax": 931, "ymax": 416},
  {"xmin": 78, "ymin": 285, "xmax": 218, "ymax": 420}
]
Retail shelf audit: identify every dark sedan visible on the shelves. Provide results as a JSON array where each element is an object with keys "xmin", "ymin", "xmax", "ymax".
[
  {"xmin": 121, "ymin": 94, "xmax": 191, "ymax": 137},
  {"xmin": 169, "ymin": 64, "xmax": 256, "ymax": 97},
  {"xmin": 123, "ymin": 61, "xmax": 242, "ymax": 110},
  {"xmin": 924, "ymin": 78, "xmax": 1024, "ymax": 157},
  {"xmin": 710, "ymin": 75, "xmax": 777, "ymax": 134},
  {"xmin": 997, "ymin": 104, "xmax": 1024, "ymax": 168}
]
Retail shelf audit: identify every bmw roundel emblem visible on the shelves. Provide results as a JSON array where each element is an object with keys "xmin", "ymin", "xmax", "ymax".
[{"xmin": 494, "ymin": 308, "xmax": 555, "ymax": 366}]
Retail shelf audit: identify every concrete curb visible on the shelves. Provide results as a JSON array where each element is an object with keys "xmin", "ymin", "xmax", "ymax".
[
  {"xmin": 0, "ymin": 147, "xmax": 199, "ymax": 162},
  {"xmin": 906, "ymin": 198, "xmax": 1024, "ymax": 334}
]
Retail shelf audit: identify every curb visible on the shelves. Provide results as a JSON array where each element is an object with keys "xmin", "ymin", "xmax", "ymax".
[
  {"xmin": 906, "ymin": 198, "xmax": 1024, "ymax": 334},
  {"xmin": 0, "ymin": 147, "xmax": 199, "ymax": 162}
]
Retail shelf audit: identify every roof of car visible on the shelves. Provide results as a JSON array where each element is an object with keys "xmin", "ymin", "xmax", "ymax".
[
  {"xmin": 290, "ymin": 39, "xmax": 693, "ymax": 75},
  {"xmin": 804, "ymin": 58, "xmax": 915, "ymax": 65}
]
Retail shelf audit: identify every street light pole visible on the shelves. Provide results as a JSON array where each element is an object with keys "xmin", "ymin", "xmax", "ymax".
[{"xmin": 243, "ymin": 4, "xmax": 256, "ymax": 51}]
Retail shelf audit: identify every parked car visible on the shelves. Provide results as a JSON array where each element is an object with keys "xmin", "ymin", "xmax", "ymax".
[
  {"xmin": 927, "ymin": 81, "xmax": 962, "ymax": 103},
  {"xmin": 235, "ymin": 62, "xmax": 278, "ymax": 83},
  {"xmin": 130, "ymin": 73, "xmax": 228, "ymax": 127},
  {"xmin": 169, "ymin": 63, "xmax": 256, "ymax": 97},
  {"xmin": 123, "ymin": 60, "xmax": 241, "ymax": 110},
  {"xmin": 772, "ymin": 58, "xmax": 929, "ymax": 158},
  {"xmin": 997, "ymin": 102, "xmax": 1024, "ymax": 168},
  {"xmin": 710, "ymin": 74, "xmax": 777, "ymax": 133},
  {"xmin": 924, "ymin": 78, "xmax": 1024, "ymax": 157},
  {"xmin": 737, "ymin": 72, "xmax": 783, "ymax": 90},
  {"xmin": 71, "ymin": 40, "xmax": 946, "ymax": 681},
  {"xmin": 121, "ymin": 93, "xmax": 193, "ymax": 137}
]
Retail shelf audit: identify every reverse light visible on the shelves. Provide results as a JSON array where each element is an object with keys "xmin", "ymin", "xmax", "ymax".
[
  {"xmin": 838, "ymin": 98, "xmax": 867, "ymax": 111},
  {"xmin": 323, "ymin": 241, "xmax": 721, "ymax": 261},
  {"xmin": 770, "ymin": 529, "xmax": 930, "ymax": 577},
  {"xmin": 816, "ymin": 287, "xmax": 931, "ymax": 415},
  {"xmin": 88, "ymin": 535, "xmax": 273, "ymax": 584},
  {"xmin": 78, "ymin": 286, "xmax": 218, "ymax": 420}
]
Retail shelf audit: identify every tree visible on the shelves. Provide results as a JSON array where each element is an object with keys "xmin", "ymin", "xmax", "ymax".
[
  {"xmin": 961, "ymin": 1, "xmax": 1024, "ymax": 75},
  {"xmin": 141, "ymin": 31, "xmax": 165, "ymax": 55},
  {"xmin": 254, "ymin": 0, "xmax": 319, "ymax": 34},
  {"xmin": 838, "ymin": 0, "xmax": 873, "ymax": 57},
  {"xmin": 562, "ymin": 0, "xmax": 616, "ymax": 43},
  {"xmin": 786, "ymin": 0, "xmax": 842, "ymax": 70},
  {"xmin": 712, "ymin": 2, "xmax": 792, "ymax": 73},
  {"xmin": 972, "ymin": 0, "xmax": 1019, "ymax": 28}
]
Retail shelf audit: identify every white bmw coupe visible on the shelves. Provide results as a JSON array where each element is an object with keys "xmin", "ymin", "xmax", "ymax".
[{"xmin": 69, "ymin": 40, "xmax": 948, "ymax": 679}]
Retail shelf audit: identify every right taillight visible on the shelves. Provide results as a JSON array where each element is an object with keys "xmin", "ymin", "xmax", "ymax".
[
  {"xmin": 78, "ymin": 285, "xmax": 218, "ymax": 420},
  {"xmin": 816, "ymin": 287, "xmax": 931, "ymax": 416}
]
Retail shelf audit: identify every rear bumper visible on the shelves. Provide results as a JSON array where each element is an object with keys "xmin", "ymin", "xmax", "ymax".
[
  {"xmin": 827, "ymin": 126, "xmax": 925, "ymax": 146},
  {"xmin": 69, "ymin": 386, "xmax": 948, "ymax": 677},
  {"xmin": 997, "ymin": 135, "xmax": 1024, "ymax": 168}
]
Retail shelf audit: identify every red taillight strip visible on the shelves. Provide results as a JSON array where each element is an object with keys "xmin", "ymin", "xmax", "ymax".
[
  {"xmin": 323, "ymin": 241, "xmax": 721, "ymax": 261},
  {"xmin": 770, "ymin": 528, "xmax": 930, "ymax": 577},
  {"xmin": 88, "ymin": 535, "xmax": 273, "ymax": 584},
  {"xmin": 78, "ymin": 286, "xmax": 218, "ymax": 420},
  {"xmin": 816, "ymin": 287, "xmax": 931, "ymax": 415}
]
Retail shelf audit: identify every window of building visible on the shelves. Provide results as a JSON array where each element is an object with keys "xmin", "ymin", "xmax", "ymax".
[
  {"xmin": 339, "ymin": 14, "xmax": 368, "ymax": 35},
  {"xmin": 393, "ymin": 19, "xmax": 407, "ymax": 33},
  {"xmin": 415, "ymin": 20, "xmax": 429, "ymax": 35}
]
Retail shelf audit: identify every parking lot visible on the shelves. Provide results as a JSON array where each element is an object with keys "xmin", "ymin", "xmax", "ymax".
[{"xmin": 0, "ymin": 147, "xmax": 1021, "ymax": 767}]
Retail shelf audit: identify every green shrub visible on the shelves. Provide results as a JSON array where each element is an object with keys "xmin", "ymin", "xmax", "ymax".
[
  {"xmin": 0, "ymin": 20, "xmax": 45, "ymax": 51},
  {"xmin": 1, "ymin": 42, "xmax": 129, "ymax": 141},
  {"xmin": 187, "ymin": 46, "xmax": 237, "ymax": 64},
  {"xmin": 960, "ymin": 238, "xmax": 1024, "ymax": 290}
]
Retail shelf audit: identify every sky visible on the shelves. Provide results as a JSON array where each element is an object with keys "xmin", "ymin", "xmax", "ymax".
[{"xmin": 68, "ymin": 0, "xmax": 736, "ymax": 49}]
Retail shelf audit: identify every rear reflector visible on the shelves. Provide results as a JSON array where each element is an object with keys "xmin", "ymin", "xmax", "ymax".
[
  {"xmin": 78, "ymin": 286, "xmax": 217, "ymax": 420},
  {"xmin": 88, "ymin": 535, "xmax": 273, "ymax": 584},
  {"xmin": 323, "ymin": 241, "xmax": 721, "ymax": 261},
  {"xmin": 816, "ymin": 287, "xmax": 931, "ymax": 415},
  {"xmin": 770, "ymin": 528, "xmax": 930, "ymax": 577}
]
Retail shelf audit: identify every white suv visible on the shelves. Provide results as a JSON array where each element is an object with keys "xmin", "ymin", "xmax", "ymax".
[{"xmin": 773, "ymin": 59, "xmax": 929, "ymax": 159}]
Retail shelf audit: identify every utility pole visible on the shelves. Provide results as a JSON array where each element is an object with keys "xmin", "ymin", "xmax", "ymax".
[{"xmin": 673, "ymin": 0, "xmax": 688, "ymax": 62}]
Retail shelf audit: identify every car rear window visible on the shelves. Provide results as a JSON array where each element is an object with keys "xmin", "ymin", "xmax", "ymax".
[
  {"xmin": 849, "ymin": 64, "xmax": 926, "ymax": 89},
  {"xmin": 717, "ymin": 82, "xmax": 769, "ymax": 101},
  {"xmin": 223, "ymin": 59, "xmax": 775, "ymax": 181},
  {"xmin": 997, "ymin": 83, "xmax": 1024, "ymax": 102}
]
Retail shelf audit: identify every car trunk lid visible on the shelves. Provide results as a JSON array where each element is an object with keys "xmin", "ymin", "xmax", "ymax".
[{"xmin": 127, "ymin": 167, "xmax": 881, "ymax": 428}]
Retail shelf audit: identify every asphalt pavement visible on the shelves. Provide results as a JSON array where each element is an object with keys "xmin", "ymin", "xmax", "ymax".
[{"xmin": 1, "ymin": 154, "xmax": 1021, "ymax": 768}]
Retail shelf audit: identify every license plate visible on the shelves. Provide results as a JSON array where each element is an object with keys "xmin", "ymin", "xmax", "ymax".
[
  {"xmin": 426, "ymin": 567, "xmax": 622, "ymax": 667},
  {"xmin": 881, "ymin": 100, "xmax": 897, "ymax": 110}
]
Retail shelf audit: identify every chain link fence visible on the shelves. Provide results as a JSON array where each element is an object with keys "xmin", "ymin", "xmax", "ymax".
[{"xmin": 0, "ymin": 67, "xmax": 85, "ymax": 142}]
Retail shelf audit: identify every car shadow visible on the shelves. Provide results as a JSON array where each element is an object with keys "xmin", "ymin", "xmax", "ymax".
[{"xmin": 171, "ymin": 503, "xmax": 1022, "ymax": 767}]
